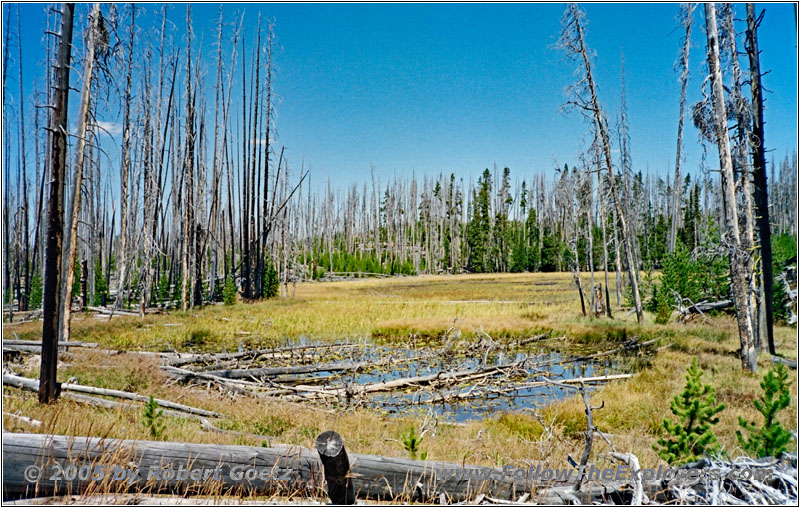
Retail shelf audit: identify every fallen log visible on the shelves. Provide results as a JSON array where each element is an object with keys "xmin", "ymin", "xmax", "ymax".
[
  {"xmin": 2, "ymin": 340, "xmax": 98, "ymax": 348},
  {"xmin": 3, "ymin": 412, "xmax": 42, "ymax": 428},
  {"xmin": 86, "ymin": 306, "xmax": 141, "ymax": 317},
  {"xmin": 772, "ymin": 356, "xmax": 798, "ymax": 370},
  {"xmin": 165, "ymin": 343, "xmax": 363, "ymax": 368},
  {"xmin": 2, "ymin": 374, "xmax": 219, "ymax": 418},
  {"xmin": 686, "ymin": 299, "xmax": 733, "ymax": 313},
  {"xmin": 3, "ymin": 432, "xmax": 544, "ymax": 502},
  {"xmin": 203, "ymin": 354, "xmax": 421, "ymax": 380},
  {"xmin": 285, "ymin": 361, "xmax": 527, "ymax": 401}
]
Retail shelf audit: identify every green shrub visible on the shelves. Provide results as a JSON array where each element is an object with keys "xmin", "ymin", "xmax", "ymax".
[
  {"xmin": 737, "ymin": 364, "xmax": 794, "ymax": 458},
  {"xmin": 654, "ymin": 357, "xmax": 725, "ymax": 464}
]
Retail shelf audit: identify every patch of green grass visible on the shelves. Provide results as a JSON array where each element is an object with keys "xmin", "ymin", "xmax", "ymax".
[{"xmin": 491, "ymin": 413, "xmax": 545, "ymax": 441}]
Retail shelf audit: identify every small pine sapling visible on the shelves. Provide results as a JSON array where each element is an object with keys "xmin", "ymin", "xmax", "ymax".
[
  {"xmin": 142, "ymin": 395, "xmax": 166, "ymax": 439},
  {"xmin": 223, "ymin": 276, "xmax": 236, "ymax": 305},
  {"xmin": 737, "ymin": 363, "xmax": 795, "ymax": 457},
  {"xmin": 654, "ymin": 356, "xmax": 725, "ymax": 464},
  {"xmin": 401, "ymin": 426, "xmax": 427, "ymax": 461}
]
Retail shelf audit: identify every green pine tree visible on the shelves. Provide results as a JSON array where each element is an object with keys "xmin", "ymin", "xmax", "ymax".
[
  {"xmin": 737, "ymin": 364, "xmax": 794, "ymax": 457},
  {"xmin": 264, "ymin": 258, "xmax": 279, "ymax": 299},
  {"xmin": 28, "ymin": 273, "xmax": 43, "ymax": 309},
  {"xmin": 223, "ymin": 275, "xmax": 236, "ymax": 305},
  {"xmin": 654, "ymin": 357, "xmax": 725, "ymax": 465}
]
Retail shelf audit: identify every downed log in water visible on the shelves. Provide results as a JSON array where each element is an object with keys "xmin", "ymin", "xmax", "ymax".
[
  {"xmin": 283, "ymin": 361, "xmax": 528, "ymax": 401},
  {"xmin": 2, "ymin": 432, "xmax": 542, "ymax": 502}
]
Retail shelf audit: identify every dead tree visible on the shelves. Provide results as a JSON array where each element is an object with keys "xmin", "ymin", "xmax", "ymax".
[
  {"xmin": 115, "ymin": 4, "xmax": 135, "ymax": 310},
  {"xmin": 40, "ymin": 2, "xmax": 75, "ymax": 403},
  {"xmin": 746, "ymin": 3, "xmax": 776, "ymax": 356},
  {"xmin": 559, "ymin": 3, "xmax": 643, "ymax": 323},
  {"xmin": 59, "ymin": 3, "xmax": 104, "ymax": 345},
  {"xmin": 704, "ymin": 3, "xmax": 757, "ymax": 372},
  {"xmin": 668, "ymin": 4, "xmax": 693, "ymax": 253}
]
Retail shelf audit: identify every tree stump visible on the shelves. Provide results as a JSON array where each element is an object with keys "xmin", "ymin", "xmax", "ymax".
[{"xmin": 315, "ymin": 430, "xmax": 355, "ymax": 505}]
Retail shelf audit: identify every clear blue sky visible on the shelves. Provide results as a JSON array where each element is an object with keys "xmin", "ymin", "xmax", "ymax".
[{"xmin": 3, "ymin": 2, "xmax": 798, "ymax": 190}]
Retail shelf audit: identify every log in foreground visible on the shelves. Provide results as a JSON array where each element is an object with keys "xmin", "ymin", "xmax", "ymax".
[{"xmin": 2, "ymin": 433, "xmax": 542, "ymax": 502}]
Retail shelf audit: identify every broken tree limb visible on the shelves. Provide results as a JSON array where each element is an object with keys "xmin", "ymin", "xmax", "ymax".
[
  {"xmin": 3, "ymin": 432, "xmax": 544, "ymax": 501},
  {"xmin": 2, "ymin": 374, "xmax": 219, "ymax": 418}
]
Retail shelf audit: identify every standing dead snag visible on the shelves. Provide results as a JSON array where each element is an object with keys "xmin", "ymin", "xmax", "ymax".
[
  {"xmin": 40, "ymin": 2, "xmax": 75, "ymax": 403},
  {"xmin": 668, "ymin": 4, "xmax": 693, "ymax": 253},
  {"xmin": 315, "ymin": 431, "xmax": 356, "ymax": 505},
  {"xmin": 558, "ymin": 3, "xmax": 644, "ymax": 324},
  {"xmin": 704, "ymin": 3, "xmax": 757, "ymax": 372},
  {"xmin": 746, "ymin": 3, "xmax": 776, "ymax": 356},
  {"xmin": 59, "ymin": 2, "xmax": 105, "ymax": 345}
]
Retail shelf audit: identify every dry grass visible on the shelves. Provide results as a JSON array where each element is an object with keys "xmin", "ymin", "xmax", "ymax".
[{"xmin": 3, "ymin": 272, "xmax": 797, "ymax": 497}]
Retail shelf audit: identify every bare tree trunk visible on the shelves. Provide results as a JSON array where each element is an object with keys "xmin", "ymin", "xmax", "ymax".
[
  {"xmin": 115, "ymin": 4, "xmax": 135, "ymax": 310},
  {"xmin": 40, "ymin": 2, "xmax": 75, "ymax": 404},
  {"xmin": 669, "ymin": 4, "xmax": 693, "ymax": 252},
  {"xmin": 16, "ymin": 6, "xmax": 30, "ymax": 310},
  {"xmin": 746, "ymin": 3, "xmax": 776, "ymax": 356},
  {"xmin": 704, "ymin": 2, "xmax": 757, "ymax": 372},
  {"xmin": 59, "ymin": 2, "xmax": 102, "ymax": 346}
]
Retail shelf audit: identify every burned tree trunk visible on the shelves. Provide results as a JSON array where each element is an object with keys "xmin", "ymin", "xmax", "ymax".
[
  {"xmin": 40, "ymin": 2, "xmax": 75, "ymax": 403},
  {"xmin": 746, "ymin": 3, "xmax": 776, "ymax": 356}
]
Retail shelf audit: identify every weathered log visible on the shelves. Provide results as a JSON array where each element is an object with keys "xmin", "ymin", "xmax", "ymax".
[
  {"xmin": 2, "ymin": 374, "xmax": 219, "ymax": 418},
  {"xmin": 772, "ymin": 356, "xmax": 798, "ymax": 370},
  {"xmin": 86, "ymin": 306, "xmax": 140, "ymax": 317},
  {"xmin": 315, "ymin": 431, "xmax": 355, "ymax": 505},
  {"xmin": 203, "ymin": 354, "xmax": 419, "ymax": 380},
  {"xmin": 288, "ymin": 362, "xmax": 526, "ymax": 401},
  {"xmin": 686, "ymin": 299, "xmax": 734, "ymax": 314},
  {"xmin": 2, "ymin": 432, "xmax": 543, "ymax": 502},
  {"xmin": 165, "ymin": 343, "xmax": 361, "ymax": 367},
  {"xmin": 3, "ymin": 412, "xmax": 42, "ymax": 428},
  {"xmin": 2, "ymin": 340, "xmax": 97, "ymax": 348}
]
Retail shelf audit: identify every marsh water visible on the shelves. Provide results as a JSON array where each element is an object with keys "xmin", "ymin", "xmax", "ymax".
[{"xmin": 273, "ymin": 335, "xmax": 645, "ymax": 422}]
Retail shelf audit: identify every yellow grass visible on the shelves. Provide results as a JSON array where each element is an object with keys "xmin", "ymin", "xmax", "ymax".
[{"xmin": 3, "ymin": 272, "xmax": 797, "ymax": 496}]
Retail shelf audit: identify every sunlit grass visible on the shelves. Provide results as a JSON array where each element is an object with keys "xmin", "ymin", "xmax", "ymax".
[{"xmin": 3, "ymin": 271, "xmax": 797, "ymax": 488}]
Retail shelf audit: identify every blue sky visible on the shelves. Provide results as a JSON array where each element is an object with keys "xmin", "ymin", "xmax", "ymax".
[{"xmin": 3, "ymin": 2, "xmax": 798, "ymax": 191}]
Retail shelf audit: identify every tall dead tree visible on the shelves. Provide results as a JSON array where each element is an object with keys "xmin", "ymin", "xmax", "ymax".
[
  {"xmin": 745, "ymin": 3, "xmax": 776, "ymax": 356},
  {"xmin": 181, "ymin": 5, "xmax": 195, "ymax": 310},
  {"xmin": 16, "ymin": 5, "xmax": 30, "ymax": 310},
  {"xmin": 40, "ymin": 2, "xmax": 75, "ymax": 403},
  {"xmin": 115, "ymin": 4, "xmax": 135, "ymax": 310},
  {"xmin": 668, "ymin": 4, "xmax": 693, "ymax": 253},
  {"xmin": 704, "ymin": 3, "xmax": 757, "ymax": 372},
  {"xmin": 59, "ymin": 3, "xmax": 104, "ymax": 345},
  {"xmin": 559, "ymin": 3, "xmax": 643, "ymax": 323}
]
